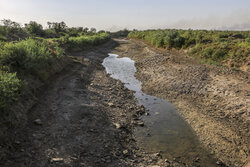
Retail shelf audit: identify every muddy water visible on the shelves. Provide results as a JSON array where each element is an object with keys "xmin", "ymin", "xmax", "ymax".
[{"xmin": 102, "ymin": 54, "xmax": 217, "ymax": 166}]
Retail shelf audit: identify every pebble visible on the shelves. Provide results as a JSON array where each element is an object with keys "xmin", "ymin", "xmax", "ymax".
[
  {"xmin": 108, "ymin": 102, "xmax": 115, "ymax": 107},
  {"xmin": 123, "ymin": 150, "xmax": 129, "ymax": 155},
  {"xmin": 115, "ymin": 123, "xmax": 121, "ymax": 129},
  {"xmin": 137, "ymin": 121, "xmax": 144, "ymax": 127},
  {"xmin": 34, "ymin": 119, "xmax": 42, "ymax": 125},
  {"xmin": 15, "ymin": 141, "xmax": 21, "ymax": 144},
  {"xmin": 154, "ymin": 152, "xmax": 161, "ymax": 157},
  {"xmin": 194, "ymin": 157, "xmax": 200, "ymax": 162},
  {"xmin": 51, "ymin": 158, "xmax": 64, "ymax": 162}
]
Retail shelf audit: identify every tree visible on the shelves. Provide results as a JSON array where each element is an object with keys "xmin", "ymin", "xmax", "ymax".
[
  {"xmin": 25, "ymin": 21, "xmax": 44, "ymax": 36},
  {"xmin": 47, "ymin": 21, "xmax": 67, "ymax": 32},
  {"xmin": 90, "ymin": 28, "xmax": 96, "ymax": 33},
  {"xmin": 1, "ymin": 19, "xmax": 21, "ymax": 28},
  {"xmin": 0, "ymin": 19, "xmax": 24, "ymax": 39},
  {"xmin": 83, "ymin": 27, "xmax": 89, "ymax": 33},
  {"xmin": 47, "ymin": 22, "xmax": 52, "ymax": 29}
]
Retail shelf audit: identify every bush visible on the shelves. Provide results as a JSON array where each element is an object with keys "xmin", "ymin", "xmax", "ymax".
[
  {"xmin": 128, "ymin": 29, "xmax": 250, "ymax": 69},
  {"xmin": 188, "ymin": 44, "xmax": 202, "ymax": 56},
  {"xmin": 0, "ymin": 71, "xmax": 21, "ymax": 111},
  {"xmin": 151, "ymin": 33, "xmax": 164, "ymax": 47},
  {"xmin": 212, "ymin": 49, "xmax": 227, "ymax": 61},
  {"xmin": 67, "ymin": 32, "xmax": 110, "ymax": 48},
  {"xmin": 0, "ymin": 34, "xmax": 7, "ymax": 41},
  {"xmin": 201, "ymin": 47, "xmax": 214, "ymax": 59},
  {"xmin": 163, "ymin": 31, "xmax": 184, "ymax": 48},
  {"xmin": 44, "ymin": 29, "xmax": 58, "ymax": 38},
  {"xmin": 0, "ymin": 38, "xmax": 64, "ymax": 80}
]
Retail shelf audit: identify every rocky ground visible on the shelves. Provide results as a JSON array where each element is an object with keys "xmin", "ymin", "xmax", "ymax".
[
  {"xmin": 0, "ymin": 40, "xmax": 187, "ymax": 167},
  {"xmin": 113, "ymin": 39, "xmax": 250, "ymax": 167}
]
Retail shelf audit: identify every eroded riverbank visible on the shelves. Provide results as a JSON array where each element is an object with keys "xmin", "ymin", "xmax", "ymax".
[{"xmin": 113, "ymin": 39, "xmax": 250, "ymax": 167}]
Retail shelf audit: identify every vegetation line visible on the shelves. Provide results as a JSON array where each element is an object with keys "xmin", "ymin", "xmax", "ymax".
[{"xmin": 128, "ymin": 29, "xmax": 250, "ymax": 68}]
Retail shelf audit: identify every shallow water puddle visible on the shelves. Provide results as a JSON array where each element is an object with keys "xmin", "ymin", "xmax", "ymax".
[{"xmin": 102, "ymin": 54, "xmax": 217, "ymax": 166}]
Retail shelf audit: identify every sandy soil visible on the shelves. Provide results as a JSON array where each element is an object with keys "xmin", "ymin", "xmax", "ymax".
[{"xmin": 113, "ymin": 39, "xmax": 250, "ymax": 167}]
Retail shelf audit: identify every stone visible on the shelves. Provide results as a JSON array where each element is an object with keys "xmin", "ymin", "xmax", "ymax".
[
  {"xmin": 137, "ymin": 121, "xmax": 144, "ymax": 127},
  {"xmin": 194, "ymin": 157, "xmax": 200, "ymax": 162},
  {"xmin": 15, "ymin": 141, "xmax": 21, "ymax": 144},
  {"xmin": 115, "ymin": 123, "xmax": 121, "ymax": 129},
  {"xmin": 51, "ymin": 158, "xmax": 64, "ymax": 162},
  {"xmin": 108, "ymin": 102, "xmax": 115, "ymax": 107},
  {"xmin": 34, "ymin": 119, "xmax": 42, "ymax": 125},
  {"xmin": 154, "ymin": 152, "xmax": 161, "ymax": 157},
  {"xmin": 123, "ymin": 150, "xmax": 129, "ymax": 155}
]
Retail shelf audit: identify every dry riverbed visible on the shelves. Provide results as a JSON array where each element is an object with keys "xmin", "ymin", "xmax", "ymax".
[
  {"xmin": 1, "ymin": 40, "xmax": 185, "ymax": 167},
  {"xmin": 113, "ymin": 39, "xmax": 250, "ymax": 167},
  {"xmin": 1, "ymin": 38, "xmax": 249, "ymax": 167}
]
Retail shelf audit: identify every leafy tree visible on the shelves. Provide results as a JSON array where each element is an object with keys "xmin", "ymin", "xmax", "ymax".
[
  {"xmin": 0, "ymin": 19, "xmax": 25, "ymax": 40},
  {"xmin": 90, "ymin": 28, "xmax": 97, "ymax": 33},
  {"xmin": 25, "ymin": 21, "xmax": 44, "ymax": 36},
  {"xmin": 47, "ymin": 21, "xmax": 67, "ymax": 32},
  {"xmin": 83, "ymin": 27, "xmax": 89, "ymax": 33},
  {"xmin": 1, "ymin": 19, "xmax": 21, "ymax": 28}
]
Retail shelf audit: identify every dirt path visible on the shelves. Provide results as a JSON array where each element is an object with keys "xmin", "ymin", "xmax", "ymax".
[{"xmin": 113, "ymin": 39, "xmax": 250, "ymax": 167}]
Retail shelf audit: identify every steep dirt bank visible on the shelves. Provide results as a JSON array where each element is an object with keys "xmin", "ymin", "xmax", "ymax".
[
  {"xmin": 0, "ymin": 40, "xmax": 184, "ymax": 167},
  {"xmin": 113, "ymin": 39, "xmax": 250, "ymax": 167}
]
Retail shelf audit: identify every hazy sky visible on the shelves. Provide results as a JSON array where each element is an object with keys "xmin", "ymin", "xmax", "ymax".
[{"xmin": 0, "ymin": 0, "xmax": 250, "ymax": 31}]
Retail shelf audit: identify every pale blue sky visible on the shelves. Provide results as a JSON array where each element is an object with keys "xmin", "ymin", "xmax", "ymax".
[{"xmin": 0, "ymin": 0, "xmax": 249, "ymax": 31}]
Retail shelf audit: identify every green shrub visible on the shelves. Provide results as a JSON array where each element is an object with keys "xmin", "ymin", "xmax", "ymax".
[
  {"xmin": 212, "ymin": 49, "xmax": 227, "ymax": 61},
  {"xmin": 163, "ymin": 31, "xmax": 184, "ymax": 48},
  {"xmin": 201, "ymin": 47, "xmax": 214, "ymax": 59},
  {"xmin": 188, "ymin": 44, "xmax": 201, "ymax": 56},
  {"xmin": 0, "ymin": 33, "xmax": 7, "ymax": 41},
  {"xmin": 151, "ymin": 33, "xmax": 164, "ymax": 47},
  {"xmin": 0, "ymin": 71, "xmax": 21, "ymax": 111},
  {"xmin": 67, "ymin": 32, "xmax": 110, "ymax": 48},
  {"xmin": 44, "ymin": 29, "xmax": 58, "ymax": 38},
  {"xmin": 0, "ymin": 38, "xmax": 64, "ymax": 80},
  {"xmin": 128, "ymin": 29, "xmax": 250, "ymax": 69}
]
